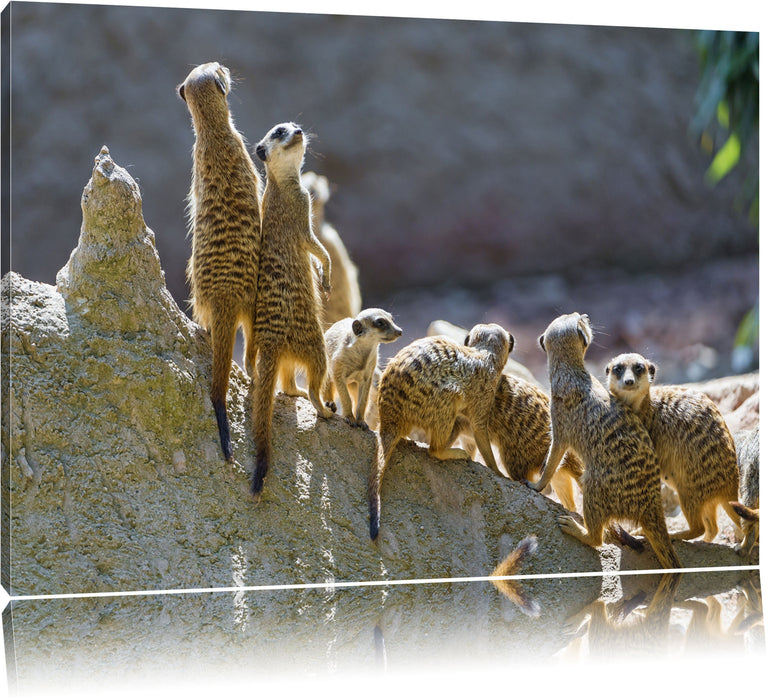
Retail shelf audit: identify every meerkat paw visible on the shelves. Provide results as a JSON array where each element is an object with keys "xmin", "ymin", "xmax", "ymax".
[
  {"xmin": 429, "ymin": 447, "xmax": 470, "ymax": 461},
  {"xmin": 317, "ymin": 405, "xmax": 335, "ymax": 420},
  {"xmin": 558, "ymin": 514, "xmax": 587, "ymax": 539},
  {"xmin": 325, "ymin": 401, "xmax": 337, "ymax": 413}
]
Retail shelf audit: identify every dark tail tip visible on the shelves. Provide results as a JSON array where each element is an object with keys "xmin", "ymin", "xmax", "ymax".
[
  {"xmin": 213, "ymin": 400, "xmax": 233, "ymax": 462},
  {"xmin": 369, "ymin": 502, "xmax": 380, "ymax": 540},
  {"xmin": 252, "ymin": 452, "xmax": 269, "ymax": 495},
  {"xmin": 617, "ymin": 525, "xmax": 646, "ymax": 552}
]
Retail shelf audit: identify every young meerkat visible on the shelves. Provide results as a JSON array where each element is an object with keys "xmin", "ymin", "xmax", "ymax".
[
  {"xmin": 730, "ymin": 427, "xmax": 759, "ymax": 555},
  {"xmin": 321, "ymin": 308, "xmax": 402, "ymax": 429},
  {"xmin": 251, "ymin": 122, "xmax": 333, "ymax": 495},
  {"xmin": 178, "ymin": 62, "xmax": 263, "ymax": 462},
  {"xmin": 527, "ymin": 313, "xmax": 681, "ymax": 569},
  {"xmin": 368, "ymin": 323, "xmax": 514, "ymax": 540},
  {"xmin": 606, "ymin": 352, "xmax": 741, "ymax": 543}
]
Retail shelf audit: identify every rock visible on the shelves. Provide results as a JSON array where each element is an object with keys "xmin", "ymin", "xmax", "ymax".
[{"xmin": 1, "ymin": 149, "xmax": 753, "ymax": 603}]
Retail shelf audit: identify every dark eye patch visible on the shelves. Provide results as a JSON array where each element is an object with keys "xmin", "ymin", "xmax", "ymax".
[{"xmin": 272, "ymin": 126, "xmax": 287, "ymax": 140}]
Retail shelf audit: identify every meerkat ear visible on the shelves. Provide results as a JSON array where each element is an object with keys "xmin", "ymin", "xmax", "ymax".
[
  {"xmin": 538, "ymin": 334, "xmax": 546, "ymax": 352},
  {"xmin": 647, "ymin": 362, "xmax": 657, "ymax": 382},
  {"xmin": 508, "ymin": 333, "xmax": 515, "ymax": 353},
  {"xmin": 605, "ymin": 362, "xmax": 611, "ymax": 376},
  {"xmin": 464, "ymin": 334, "xmax": 470, "ymax": 346},
  {"xmin": 177, "ymin": 83, "xmax": 186, "ymax": 102},
  {"xmin": 352, "ymin": 319, "xmax": 365, "ymax": 336},
  {"xmin": 255, "ymin": 144, "xmax": 267, "ymax": 161}
]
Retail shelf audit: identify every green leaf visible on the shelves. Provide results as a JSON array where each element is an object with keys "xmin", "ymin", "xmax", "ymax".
[{"xmin": 705, "ymin": 132, "xmax": 741, "ymax": 184}]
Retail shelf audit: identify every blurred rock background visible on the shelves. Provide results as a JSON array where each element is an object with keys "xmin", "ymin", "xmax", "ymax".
[{"xmin": 5, "ymin": 3, "xmax": 758, "ymax": 384}]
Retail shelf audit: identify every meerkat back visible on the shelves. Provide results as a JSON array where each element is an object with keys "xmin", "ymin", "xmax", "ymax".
[{"xmin": 177, "ymin": 62, "xmax": 263, "ymax": 463}]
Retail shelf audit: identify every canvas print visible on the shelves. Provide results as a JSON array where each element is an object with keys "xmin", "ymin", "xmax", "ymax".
[{"xmin": 0, "ymin": 0, "xmax": 763, "ymax": 693}]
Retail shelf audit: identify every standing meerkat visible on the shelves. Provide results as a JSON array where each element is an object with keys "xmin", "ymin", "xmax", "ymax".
[
  {"xmin": 321, "ymin": 308, "xmax": 402, "ymax": 429},
  {"xmin": 178, "ymin": 62, "xmax": 263, "ymax": 462},
  {"xmin": 300, "ymin": 171, "xmax": 362, "ymax": 327},
  {"xmin": 527, "ymin": 313, "xmax": 681, "ymax": 569},
  {"xmin": 606, "ymin": 353, "xmax": 741, "ymax": 543},
  {"xmin": 251, "ymin": 122, "xmax": 333, "ymax": 495},
  {"xmin": 368, "ymin": 323, "xmax": 513, "ymax": 540}
]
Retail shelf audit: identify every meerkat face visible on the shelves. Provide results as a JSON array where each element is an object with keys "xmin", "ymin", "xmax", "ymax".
[
  {"xmin": 538, "ymin": 312, "xmax": 592, "ymax": 358},
  {"xmin": 255, "ymin": 122, "xmax": 307, "ymax": 174},
  {"xmin": 464, "ymin": 323, "xmax": 514, "ymax": 358},
  {"xmin": 605, "ymin": 353, "xmax": 656, "ymax": 400},
  {"xmin": 352, "ymin": 308, "xmax": 403, "ymax": 343},
  {"xmin": 177, "ymin": 62, "xmax": 231, "ymax": 104}
]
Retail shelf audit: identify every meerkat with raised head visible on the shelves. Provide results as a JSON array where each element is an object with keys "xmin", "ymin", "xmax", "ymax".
[
  {"xmin": 368, "ymin": 323, "xmax": 513, "ymax": 540},
  {"xmin": 606, "ymin": 353, "xmax": 741, "ymax": 543},
  {"xmin": 251, "ymin": 122, "xmax": 333, "ymax": 495},
  {"xmin": 321, "ymin": 308, "xmax": 402, "ymax": 429},
  {"xmin": 301, "ymin": 171, "xmax": 362, "ymax": 327},
  {"xmin": 178, "ymin": 62, "xmax": 263, "ymax": 463},
  {"xmin": 527, "ymin": 313, "xmax": 681, "ymax": 569},
  {"xmin": 730, "ymin": 427, "xmax": 759, "ymax": 555}
]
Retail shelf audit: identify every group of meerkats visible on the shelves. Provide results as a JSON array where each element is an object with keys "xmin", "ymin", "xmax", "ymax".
[{"xmin": 178, "ymin": 62, "xmax": 759, "ymax": 568}]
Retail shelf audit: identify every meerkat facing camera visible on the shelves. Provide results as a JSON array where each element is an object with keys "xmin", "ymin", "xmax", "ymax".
[
  {"xmin": 178, "ymin": 62, "xmax": 263, "ymax": 462},
  {"xmin": 528, "ymin": 313, "xmax": 680, "ymax": 569},
  {"xmin": 606, "ymin": 353, "xmax": 741, "ymax": 543},
  {"xmin": 369, "ymin": 324, "xmax": 514, "ymax": 540},
  {"xmin": 321, "ymin": 308, "xmax": 402, "ymax": 429},
  {"xmin": 250, "ymin": 122, "xmax": 333, "ymax": 495}
]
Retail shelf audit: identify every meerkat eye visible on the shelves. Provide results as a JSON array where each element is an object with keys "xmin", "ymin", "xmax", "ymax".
[
  {"xmin": 272, "ymin": 126, "xmax": 287, "ymax": 140},
  {"xmin": 613, "ymin": 365, "xmax": 624, "ymax": 378},
  {"xmin": 374, "ymin": 319, "xmax": 386, "ymax": 328},
  {"xmin": 634, "ymin": 364, "xmax": 645, "ymax": 375}
]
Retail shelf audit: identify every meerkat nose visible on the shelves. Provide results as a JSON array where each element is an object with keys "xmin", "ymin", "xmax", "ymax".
[{"xmin": 294, "ymin": 128, "xmax": 303, "ymax": 136}]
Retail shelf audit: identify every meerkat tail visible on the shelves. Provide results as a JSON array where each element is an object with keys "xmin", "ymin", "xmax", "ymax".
[
  {"xmin": 251, "ymin": 350, "xmax": 280, "ymax": 495},
  {"xmin": 368, "ymin": 430, "xmax": 400, "ymax": 540},
  {"xmin": 491, "ymin": 534, "xmax": 539, "ymax": 577},
  {"xmin": 210, "ymin": 310, "xmax": 238, "ymax": 462}
]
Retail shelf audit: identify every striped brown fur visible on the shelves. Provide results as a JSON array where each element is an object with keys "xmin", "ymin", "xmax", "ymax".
[
  {"xmin": 251, "ymin": 123, "xmax": 333, "ymax": 496},
  {"xmin": 178, "ymin": 62, "xmax": 263, "ymax": 462},
  {"xmin": 368, "ymin": 324, "xmax": 513, "ymax": 540},
  {"xmin": 606, "ymin": 353, "xmax": 741, "ymax": 543},
  {"xmin": 528, "ymin": 314, "xmax": 680, "ymax": 569}
]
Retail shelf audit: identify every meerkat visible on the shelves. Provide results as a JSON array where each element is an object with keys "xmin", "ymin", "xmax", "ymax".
[
  {"xmin": 448, "ymin": 364, "xmax": 583, "ymax": 510},
  {"xmin": 301, "ymin": 171, "xmax": 362, "ymax": 327},
  {"xmin": 368, "ymin": 323, "xmax": 513, "ymax": 540},
  {"xmin": 606, "ymin": 352, "xmax": 741, "ymax": 543},
  {"xmin": 178, "ymin": 62, "xmax": 263, "ymax": 462},
  {"xmin": 250, "ymin": 122, "xmax": 333, "ymax": 495},
  {"xmin": 321, "ymin": 308, "xmax": 402, "ymax": 429},
  {"xmin": 527, "ymin": 313, "xmax": 681, "ymax": 569},
  {"xmin": 730, "ymin": 427, "xmax": 759, "ymax": 555}
]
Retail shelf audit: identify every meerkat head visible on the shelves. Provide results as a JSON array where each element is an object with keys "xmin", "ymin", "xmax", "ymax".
[
  {"xmin": 352, "ymin": 308, "xmax": 403, "ymax": 344},
  {"xmin": 605, "ymin": 352, "xmax": 656, "ymax": 409},
  {"xmin": 464, "ymin": 323, "xmax": 514, "ymax": 365},
  {"xmin": 177, "ymin": 62, "xmax": 231, "ymax": 114},
  {"xmin": 255, "ymin": 122, "xmax": 307, "ymax": 176},
  {"xmin": 538, "ymin": 312, "xmax": 593, "ymax": 361}
]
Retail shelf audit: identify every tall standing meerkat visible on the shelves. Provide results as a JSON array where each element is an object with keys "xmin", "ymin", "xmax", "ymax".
[
  {"xmin": 527, "ymin": 313, "xmax": 681, "ymax": 569},
  {"xmin": 251, "ymin": 122, "xmax": 333, "ymax": 495},
  {"xmin": 178, "ymin": 62, "xmax": 263, "ymax": 463},
  {"xmin": 321, "ymin": 308, "xmax": 402, "ymax": 429},
  {"xmin": 300, "ymin": 171, "xmax": 362, "ymax": 327},
  {"xmin": 368, "ymin": 323, "xmax": 513, "ymax": 540},
  {"xmin": 605, "ymin": 352, "xmax": 741, "ymax": 543}
]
